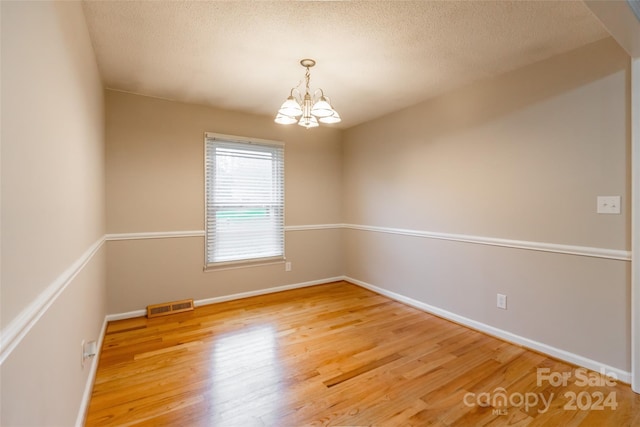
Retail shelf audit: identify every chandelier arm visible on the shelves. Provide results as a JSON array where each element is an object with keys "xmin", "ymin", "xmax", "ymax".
[
  {"xmin": 312, "ymin": 88, "xmax": 325, "ymax": 101},
  {"xmin": 290, "ymin": 87, "xmax": 303, "ymax": 103}
]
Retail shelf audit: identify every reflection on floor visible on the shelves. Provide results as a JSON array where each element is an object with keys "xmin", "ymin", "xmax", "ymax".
[{"xmin": 85, "ymin": 281, "xmax": 640, "ymax": 426}]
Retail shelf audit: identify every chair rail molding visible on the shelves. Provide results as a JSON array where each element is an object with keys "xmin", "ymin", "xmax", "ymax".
[{"xmin": 0, "ymin": 237, "xmax": 105, "ymax": 365}]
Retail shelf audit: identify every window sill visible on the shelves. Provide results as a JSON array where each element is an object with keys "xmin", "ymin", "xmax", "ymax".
[{"xmin": 204, "ymin": 257, "xmax": 285, "ymax": 272}]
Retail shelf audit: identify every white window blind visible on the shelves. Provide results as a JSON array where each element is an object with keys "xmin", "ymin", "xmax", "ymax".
[{"xmin": 205, "ymin": 134, "xmax": 285, "ymax": 267}]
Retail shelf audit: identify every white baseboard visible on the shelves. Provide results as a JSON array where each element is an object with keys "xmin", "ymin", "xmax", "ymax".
[
  {"xmin": 75, "ymin": 316, "xmax": 108, "ymax": 427},
  {"xmin": 104, "ymin": 276, "xmax": 345, "ymax": 321},
  {"xmin": 194, "ymin": 277, "xmax": 344, "ymax": 307},
  {"xmin": 106, "ymin": 309, "xmax": 147, "ymax": 322},
  {"xmin": 345, "ymin": 276, "xmax": 632, "ymax": 384}
]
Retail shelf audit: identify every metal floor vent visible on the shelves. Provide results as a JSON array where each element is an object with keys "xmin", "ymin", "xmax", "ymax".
[{"xmin": 147, "ymin": 299, "xmax": 194, "ymax": 318}]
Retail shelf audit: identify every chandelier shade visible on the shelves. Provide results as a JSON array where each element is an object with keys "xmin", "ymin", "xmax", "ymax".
[
  {"xmin": 298, "ymin": 115, "xmax": 319, "ymax": 128},
  {"xmin": 310, "ymin": 97, "xmax": 334, "ymax": 118},
  {"xmin": 274, "ymin": 113, "xmax": 298, "ymax": 125},
  {"xmin": 319, "ymin": 111, "xmax": 341, "ymax": 124},
  {"xmin": 275, "ymin": 59, "xmax": 341, "ymax": 129},
  {"xmin": 278, "ymin": 95, "xmax": 303, "ymax": 117}
]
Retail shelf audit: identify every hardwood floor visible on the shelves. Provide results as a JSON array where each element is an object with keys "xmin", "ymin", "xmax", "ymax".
[{"xmin": 85, "ymin": 281, "xmax": 640, "ymax": 426}]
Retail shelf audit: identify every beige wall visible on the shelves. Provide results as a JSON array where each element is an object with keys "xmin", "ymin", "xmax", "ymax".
[
  {"xmin": 343, "ymin": 38, "xmax": 631, "ymax": 371},
  {"xmin": 1, "ymin": 2, "xmax": 106, "ymax": 426},
  {"xmin": 0, "ymin": 5, "xmax": 633, "ymax": 423},
  {"xmin": 105, "ymin": 91, "xmax": 343, "ymax": 313}
]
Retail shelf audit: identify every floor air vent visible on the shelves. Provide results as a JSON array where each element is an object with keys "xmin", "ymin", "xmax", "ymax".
[{"xmin": 147, "ymin": 299, "xmax": 194, "ymax": 318}]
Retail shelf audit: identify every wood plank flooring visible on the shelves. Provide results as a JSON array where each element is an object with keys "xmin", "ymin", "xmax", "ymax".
[{"xmin": 85, "ymin": 281, "xmax": 640, "ymax": 426}]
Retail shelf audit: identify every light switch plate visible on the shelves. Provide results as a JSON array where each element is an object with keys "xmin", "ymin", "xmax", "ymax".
[{"xmin": 597, "ymin": 196, "xmax": 621, "ymax": 214}]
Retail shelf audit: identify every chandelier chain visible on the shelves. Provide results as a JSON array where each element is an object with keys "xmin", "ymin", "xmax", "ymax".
[{"xmin": 305, "ymin": 67, "xmax": 311, "ymax": 95}]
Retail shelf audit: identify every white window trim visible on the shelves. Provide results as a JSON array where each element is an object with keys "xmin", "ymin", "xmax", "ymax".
[{"xmin": 203, "ymin": 132, "xmax": 285, "ymax": 271}]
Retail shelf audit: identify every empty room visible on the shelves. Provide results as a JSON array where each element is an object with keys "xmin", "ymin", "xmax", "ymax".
[{"xmin": 2, "ymin": 1, "xmax": 640, "ymax": 426}]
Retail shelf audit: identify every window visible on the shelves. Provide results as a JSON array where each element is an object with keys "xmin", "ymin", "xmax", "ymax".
[{"xmin": 204, "ymin": 133, "xmax": 285, "ymax": 268}]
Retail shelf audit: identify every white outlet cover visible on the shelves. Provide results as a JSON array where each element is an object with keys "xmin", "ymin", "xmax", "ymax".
[
  {"xmin": 497, "ymin": 294, "xmax": 507, "ymax": 310},
  {"xmin": 597, "ymin": 196, "xmax": 621, "ymax": 214}
]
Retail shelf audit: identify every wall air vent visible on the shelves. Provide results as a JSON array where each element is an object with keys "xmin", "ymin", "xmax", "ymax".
[{"xmin": 147, "ymin": 299, "xmax": 194, "ymax": 318}]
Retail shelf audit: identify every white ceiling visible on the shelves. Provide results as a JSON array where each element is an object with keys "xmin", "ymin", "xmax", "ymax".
[{"xmin": 82, "ymin": 1, "xmax": 610, "ymax": 129}]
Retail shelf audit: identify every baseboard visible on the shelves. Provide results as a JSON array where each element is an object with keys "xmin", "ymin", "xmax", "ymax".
[
  {"xmin": 75, "ymin": 316, "xmax": 108, "ymax": 427},
  {"xmin": 194, "ymin": 277, "xmax": 344, "ymax": 307},
  {"xmin": 105, "ymin": 276, "xmax": 345, "ymax": 321},
  {"xmin": 345, "ymin": 276, "xmax": 632, "ymax": 384},
  {"xmin": 106, "ymin": 309, "xmax": 147, "ymax": 322}
]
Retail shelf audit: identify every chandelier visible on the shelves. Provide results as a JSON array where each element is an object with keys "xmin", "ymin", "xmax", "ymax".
[{"xmin": 274, "ymin": 59, "xmax": 341, "ymax": 129}]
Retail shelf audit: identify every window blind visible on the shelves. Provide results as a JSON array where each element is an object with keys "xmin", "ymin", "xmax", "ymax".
[{"xmin": 205, "ymin": 135, "xmax": 285, "ymax": 267}]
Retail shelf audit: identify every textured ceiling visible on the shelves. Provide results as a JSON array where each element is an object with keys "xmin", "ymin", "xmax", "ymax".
[{"xmin": 82, "ymin": 1, "xmax": 609, "ymax": 129}]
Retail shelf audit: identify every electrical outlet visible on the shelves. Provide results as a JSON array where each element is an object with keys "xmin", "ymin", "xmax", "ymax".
[
  {"xmin": 285, "ymin": 262, "xmax": 292, "ymax": 272},
  {"xmin": 497, "ymin": 294, "xmax": 507, "ymax": 310},
  {"xmin": 81, "ymin": 340, "xmax": 97, "ymax": 368}
]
